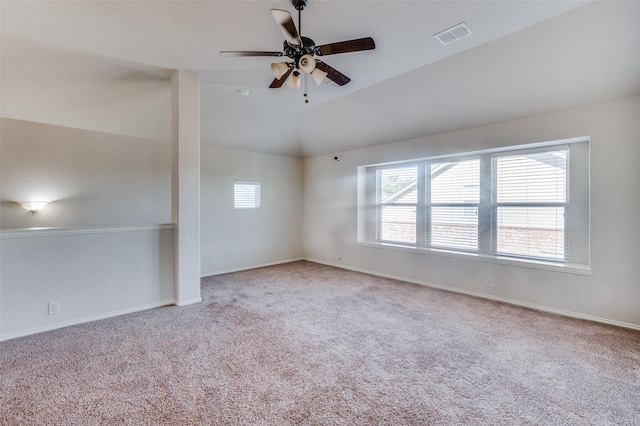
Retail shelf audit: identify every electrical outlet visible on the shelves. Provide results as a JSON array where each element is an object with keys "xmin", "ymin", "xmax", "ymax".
[
  {"xmin": 485, "ymin": 277, "xmax": 493, "ymax": 288},
  {"xmin": 48, "ymin": 301, "xmax": 60, "ymax": 315},
  {"xmin": 210, "ymin": 259, "xmax": 216, "ymax": 268}
]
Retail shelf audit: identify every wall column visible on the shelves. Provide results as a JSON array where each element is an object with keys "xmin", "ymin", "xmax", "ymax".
[{"xmin": 171, "ymin": 70, "xmax": 201, "ymax": 306}]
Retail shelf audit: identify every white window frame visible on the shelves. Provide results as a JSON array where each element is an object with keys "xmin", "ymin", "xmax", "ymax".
[{"xmin": 357, "ymin": 138, "xmax": 590, "ymax": 275}]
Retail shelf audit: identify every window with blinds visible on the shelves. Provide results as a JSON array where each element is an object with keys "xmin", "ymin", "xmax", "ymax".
[
  {"xmin": 492, "ymin": 147, "xmax": 568, "ymax": 261},
  {"xmin": 376, "ymin": 165, "xmax": 417, "ymax": 244},
  {"xmin": 364, "ymin": 139, "xmax": 588, "ymax": 265},
  {"xmin": 234, "ymin": 181, "xmax": 261, "ymax": 209},
  {"xmin": 427, "ymin": 159, "xmax": 480, "ymax": 251}
]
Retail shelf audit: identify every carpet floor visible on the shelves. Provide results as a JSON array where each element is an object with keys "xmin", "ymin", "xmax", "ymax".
[{"xmin": 1, "ymin": 261, "xmax": 639, "ymax": 425}]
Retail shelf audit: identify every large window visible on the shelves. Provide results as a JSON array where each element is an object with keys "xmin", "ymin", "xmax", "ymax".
[{"xmin": 360, "ymin": 139, "xmax": 589, "ymax": 266}]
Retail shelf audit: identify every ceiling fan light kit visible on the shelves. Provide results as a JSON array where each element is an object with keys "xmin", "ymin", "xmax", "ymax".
[
  {"xmin": 221, "ymin": 0, "xmax": 375, "ymax": 101},
  {"xmin": 298, "ymin": 54, "xmax": 316, "ymax": 74},
  {"xmin": 310, "ymin": 68, "xmax": 328, "ymax": 86},
  {"xmin": 271, "ymin": 62, "xmax": 290, "ymax": 80},
  {"xmin": 287, "ymin": 71, "xmax": 301, "ymax": 90}
]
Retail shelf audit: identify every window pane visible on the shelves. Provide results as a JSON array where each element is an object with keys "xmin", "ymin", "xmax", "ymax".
[
  {"xmin": 234, "ymin": 182, "xmax": 261, "ymax": 209},
  {"xmin": 378, "ymin": 166, "xmax": 417, "ymax": 203},
  {"xmin": 380, "ymin": 206, "xmax": 416, "ymax": 244},
  {"xmin": 496, "ymin": 206, "xmax": 565, "ymax": 260},
  {"xmin": 431, "ymin": 159, "xmax": 480, "ymax": 203},
  {"xmin": 430, "ymin": 206, "xmax": 478, "ymax": 250},
  {"xmin": 495, "ymin": 150, "xmax": 567, "ymax": 203}
]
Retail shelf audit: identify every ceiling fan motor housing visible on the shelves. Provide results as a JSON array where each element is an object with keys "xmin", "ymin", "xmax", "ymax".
[
  {"xmin": 283, "ymin": 36, "xmax": 317, "ymax": 69},
  {"xmin": 292, "ymin": 0, "xmax": 308, "ymax": 11}
]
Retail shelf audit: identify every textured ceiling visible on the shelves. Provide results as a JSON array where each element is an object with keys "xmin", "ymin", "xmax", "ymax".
[{"xmin": 2, "ymin": 1, "xmax": 639, "ymax": 157}]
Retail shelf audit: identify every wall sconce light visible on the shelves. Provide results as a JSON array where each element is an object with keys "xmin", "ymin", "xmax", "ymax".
[{"xmin": 18, "ymin": 201, "xmax": 49, "ymax": 214}]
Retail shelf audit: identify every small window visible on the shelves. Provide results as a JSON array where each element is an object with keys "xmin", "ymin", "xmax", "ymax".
[{"xmin": 234, "ymin": 181, "xmax": 261, "ymax": 209}]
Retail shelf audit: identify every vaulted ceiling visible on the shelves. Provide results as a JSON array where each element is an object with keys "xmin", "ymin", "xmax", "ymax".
[{"xmin": 2, "ymin": 1, "xmax": 639, "ymax": 157}]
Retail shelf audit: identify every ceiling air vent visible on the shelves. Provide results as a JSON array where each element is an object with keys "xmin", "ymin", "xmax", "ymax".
[{"xmin": 434, "ymin": 23, "xmax": 472, "ymax": 45}]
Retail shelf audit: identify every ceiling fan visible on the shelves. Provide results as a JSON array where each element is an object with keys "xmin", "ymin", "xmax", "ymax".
[{"xmin": 220, "ymin": 0, "xmax": 375, "ymax": 99}]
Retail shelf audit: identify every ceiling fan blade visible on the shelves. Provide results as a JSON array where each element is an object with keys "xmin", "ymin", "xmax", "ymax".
[
  {"xmin": 315, "ymin": 61, "xmax": 351, "ymax": 86},
  {"xmin": 220, "ymin": 51, "xmax": 284, "ymax": 57},
  {"xmin": 271, "ymin": 9, "xmax": 302, "ymax": 46},
  {"xmin": 316, "ymin": 37, "xmax": 376, "ymax": 56},
  {"xmin": 269, "ymin": 65, "xmax": 294, "ymax": 89}
]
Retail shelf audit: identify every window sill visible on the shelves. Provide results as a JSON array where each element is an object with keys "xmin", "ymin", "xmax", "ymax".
[{"xmin": 356, "ymin": 241, "xmax": 591, "ymax": 276}]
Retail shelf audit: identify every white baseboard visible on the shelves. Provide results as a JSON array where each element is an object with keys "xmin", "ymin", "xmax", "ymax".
[
  {"xmin": 0, "ymin": 299, "xmax": 175, "ymax": 342},
  {"xmin": 201, "ymin": 257, "xmax": 305, "ymax": 278},
  {"xmin": 175, "ymin": 297, "xmax": 202, "ymax": 307},
  {"xmin": 305, "ymin": 258, "xmax": 640, "ymax": 332}
]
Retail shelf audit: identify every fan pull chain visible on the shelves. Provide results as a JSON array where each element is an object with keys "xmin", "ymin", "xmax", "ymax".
[{"xmin": 298, "ymin": 7, "xmax": 308, "ymax": 104}]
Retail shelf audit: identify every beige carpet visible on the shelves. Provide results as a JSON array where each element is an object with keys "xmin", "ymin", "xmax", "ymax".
[{"xmin": 1, "ymin": 261, "xmax": 639, "ymax": 425}]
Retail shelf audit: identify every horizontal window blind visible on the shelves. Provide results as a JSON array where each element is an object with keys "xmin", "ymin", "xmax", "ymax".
[
  {"xmin": 378, "ymin": 166, "xmax": 417, "ymax": 204},
  {"xmin": 234, "ymin": 181, "xmax": 261, "ymax": 209},
  {"xmin": 377, "ymin": 166, "xmax": 417, "ymax": 244},
  {"xmin": 493, "ymin": 147, "xmax": 568, "ymax": 261},
  {"xmin": 430, "ymin": 160, "xmax": 480, "ymax": 204},
  {"xmin": 380, "ymin": 206, "xmax": 416, "ymax": 244},
  {"xmin": 495, "ymin": 206, "xmax": 565, "ymax": 260},
  {"xmin": 427, "ymin": 159, "xmax": 479, "ymax": 251},
  {"xmin": 495, "ymin": 149, "xmax": 567, "ymax": 203},
  {"xmin": 430, "ymin": 206, "xmax": 478, "ymax": 250}
]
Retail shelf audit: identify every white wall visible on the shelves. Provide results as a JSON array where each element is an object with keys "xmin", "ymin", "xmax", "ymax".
[
  {"xmin": 0, "ymin": 226, "xmax": 175, "ymax": 340},
  {"xmin": 0, "ymin": 118, "xmax": 171, "ymax": 229},
  {"xmin": 0, "ymin": 119, "xmax": 176, "ymax": 340},
  {"xmin": 303, "ymin": 96, "xmax": 640, "ymax": 329},
  {"xmin": 0, "ymin": 118, "xmax": 306, "ymax": 339},
  {"xmin": 200, "ymin": 146, "xmax": 303, "ymax": 276}
]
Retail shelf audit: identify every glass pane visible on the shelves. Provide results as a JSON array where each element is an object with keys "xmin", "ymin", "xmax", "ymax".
[
  {"xmin": 429, "ymin": 206, "xmax": 478, "ymax": 250},
  {"xmin": 496, "ymin": 206, "xmax": 565, "ymax": 260},
  {"xmin": 380, "ymin": 205, "xmax": 416, "ymax": 244},
  {"xmin": 378, "ymin": 166, "xmax": 417, "ymax": 203},
  {"xmin": 431, "ymin": 159, "xmax": 480, "ymax": 203},
  {"xmin": 495, "ymin": 150, "xmax": 568, "ymax": 203}
]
